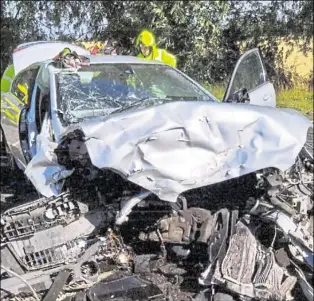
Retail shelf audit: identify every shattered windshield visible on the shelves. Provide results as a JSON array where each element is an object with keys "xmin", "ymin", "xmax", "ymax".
[{"xmin": 55, "ymin": 63, "xmax": 213, "ymax": 123}]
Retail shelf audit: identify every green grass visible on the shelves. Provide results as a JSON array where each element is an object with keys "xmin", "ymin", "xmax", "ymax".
[
  {"xmin": 203, "ymin": 83, "xmax": 226, "ymax": 100},
  {"xmin": 276, "ymin": 88, "xmax": 313, "ymax": 118},
  {"xmin": 203, "ymin": 83, "xmax": 313, "ymax": 118}
]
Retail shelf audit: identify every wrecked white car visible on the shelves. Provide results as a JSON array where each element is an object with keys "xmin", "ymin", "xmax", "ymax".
[{"xmin": 0, "ymin": 42, "xmax": 313, "ymax": 301}]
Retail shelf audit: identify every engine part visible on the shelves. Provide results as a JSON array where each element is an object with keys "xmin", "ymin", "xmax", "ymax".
[
  {"xmin": 301, "ymin": 126, "xmax": 313, "ymax": 163},
  {"xmin": 115, "ymin": 191, "xmax": 152, "ymax": 225},
  {"xmin": 206, "ymin": 209, "xmax": 231, "ymax": 266},
  {"xmin": 6, "ymin": 209, "xmax": 108, "ymax": 271},
  {"xmin": 86, "ymin": 275, "xmax": 165, "ymax": 301},
  {"xmin": 171, "ymin": 245, "xmax": 191, "ymax": 258},
  {"xmin": 74, "ymin": 291, "xmax": 87, "ymax": 301},
  {"xmin": 250, "ymin": 205, "xmax": 313, "ymax": 268},
  {"xmin": 199, "ymin": 210, "xmax": 238, "ymax": 286},
  {"xmin": 274, "ymin": 248, "xmax": 291, "ymax": 268},
  {"xmin": 72, "ymin": 240, "xmax": 102, "ymax": 283},
  {"xmin": 1, "ymin": 193, "xmax": 81, "ymax": 243},
  {"xmin": 140, "ymin": 207, "xmax": 214, "ymax": 244},
  {"xmin": 250, "ymin": 156, "xmax": 314, "ymax": 271},
  {"xmin": 133, "ymin": 254, "xmax": 159, "ymax": 274},
  {"xmin": 256, "ymin": 152, "xmax": 313, "ymax": 221},
  {"xmin": 0, "ymin": 189, "xmax": 118, "ymax": 273},
  {"xmin": 42, "ymin": 270, "xmax": 71, "ymax": 301},
  {"xmin": 211, "ymin": 220, "xmax": 297, "ymax": 301},
  {"xmin": 157, "ymin": 262, "xmax": 187, "ymax": 277}
]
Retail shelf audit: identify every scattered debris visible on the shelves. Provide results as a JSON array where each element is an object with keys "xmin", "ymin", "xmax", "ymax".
[{"xmin": 1, "ymin": 42, "xmax": 313, "ymax": 300}]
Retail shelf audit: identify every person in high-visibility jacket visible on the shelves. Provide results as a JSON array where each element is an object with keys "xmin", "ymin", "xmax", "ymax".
[
  {"xmin": 1, "ymin": 64, "xmax": 15, "ymax": 95},
  {"xmin": 135, "ymin": 30, "xmax": 177, "ymax": 68}
]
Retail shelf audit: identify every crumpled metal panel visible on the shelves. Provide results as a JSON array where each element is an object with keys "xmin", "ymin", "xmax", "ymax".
[
  {"xmin": 217, "ymin": 220, "xmax": 297, "ymax": 300},
  {"xmin": 81, "ymin": 101, "xmax": 312, "ymax": 202},
  {"xmin": 27, "ymin": 101, "xmax": 312, "ymax": 201},
  {"xmin": 25, "ymin": 115, "xmax": 73, "ymax": 197}
]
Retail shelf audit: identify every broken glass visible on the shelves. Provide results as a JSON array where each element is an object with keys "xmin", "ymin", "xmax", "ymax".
[{"xmin": 55, "ymin": 64, "xmax": 213, "ymax": 123}]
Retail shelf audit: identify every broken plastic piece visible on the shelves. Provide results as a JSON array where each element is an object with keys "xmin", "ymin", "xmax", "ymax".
[
  {"xmin": 86, "ymin": 275, "xmax": 164, "ymax": 301},
  {"xmin": 43, "ymin": 270, "xmax": 71, "ymax": 301}
]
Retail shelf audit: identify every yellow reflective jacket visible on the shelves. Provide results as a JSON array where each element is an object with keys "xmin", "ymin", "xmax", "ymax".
[
  {"xmin": 1, "ymin": 64, "xmax": 15, "ymax": 94},
  {"xmin": 137, "ymin": 47, "xmax": 177, "ymax": 68}
]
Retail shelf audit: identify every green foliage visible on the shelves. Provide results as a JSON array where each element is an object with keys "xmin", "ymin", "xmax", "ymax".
[
  {"xmin": 215, "ymin": 0, "xmax": 313, "ymax": 88},
  {"xmin": 92, "ymin": 1, "xmax": 230, "ymax": 82},
  {"xmin": 276, "ymin": 88, "xmax": 313, "ymax": 117},
  {"xmin": 202, "ymin": 83, "xmax": 226, "ymax": 100}
]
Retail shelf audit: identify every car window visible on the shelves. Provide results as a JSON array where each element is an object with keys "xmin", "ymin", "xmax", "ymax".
[
  {"xmin": 55, "ymin": 63, "xmax": 214, "ymax": 123},
  {"xmin": 227, "ymin": 50, "xmax": 267, "ymax": 96},
  {"xmin": 132, "ymin": 66, "xmax": 200, "ymax": 98},
  {"xmin": 11, "ymin": 66, "xmax": 39, "ymax": 104}
]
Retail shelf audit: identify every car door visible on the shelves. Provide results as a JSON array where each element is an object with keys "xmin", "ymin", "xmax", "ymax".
[
  {"xmin": 1, "ymin": 65, "xmax": 39, "ymax": 169},
  {"xmin": 222, "ymin": 48, "xmax": 276, "ymax": 107}
]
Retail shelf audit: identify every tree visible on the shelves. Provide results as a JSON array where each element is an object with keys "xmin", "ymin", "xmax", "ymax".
[
  {"xmin": 95, "ymin": 1, "xmax": 230, "ymax": 83},
  {"xmin": 218, "ymin": 0, "xmax": 313, "ymax": 88},
  {"xmin": 1, "ymin": 0, "xmax": 312, "ymax": 87},
  {"xmin": 0, "ymin": 1, "xmax": 46, "ymax": 75}
]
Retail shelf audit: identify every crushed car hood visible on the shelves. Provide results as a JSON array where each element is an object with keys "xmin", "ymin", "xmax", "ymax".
[{"xmin": 25, "ymin": 101, "xmax": 312, "ymax": 201}]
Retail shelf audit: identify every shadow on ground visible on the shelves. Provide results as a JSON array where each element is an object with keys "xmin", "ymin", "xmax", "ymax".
[{"xmin": 0, "ymin": 169, "xmax": 39, "ymax": 212}]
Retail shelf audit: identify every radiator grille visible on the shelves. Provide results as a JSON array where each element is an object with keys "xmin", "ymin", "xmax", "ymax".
[
  {"xmin": 3, "ymin": 216, "xmax": 58, "ymax": 241},
  {"xmin": 22, "ymin": 240, "xmax": 84, "ymax": 270}
]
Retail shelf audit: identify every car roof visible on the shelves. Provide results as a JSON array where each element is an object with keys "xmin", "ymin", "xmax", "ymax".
[
  {"xmin": 44, "ymin": 55, "xmax": 167, "ymax": 74},
  {"xmin": 44, "ymin": 55, "xmax": 166, "ymax": 68},
  {"xmin": 37, "ymin": 55, "xmax": 168, "ymax": 94},
  {"xmin": 86, "ymin": 55, "xmax": 165, "ymax": 65}
]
